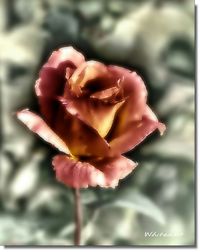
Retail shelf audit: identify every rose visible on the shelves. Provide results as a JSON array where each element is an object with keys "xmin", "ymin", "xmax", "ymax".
[{"xmin": 17, "ymin": 47, "xmax": 165, "ymax": 188}]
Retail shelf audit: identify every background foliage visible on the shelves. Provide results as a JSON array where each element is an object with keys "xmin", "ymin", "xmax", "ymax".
[{"xmin": 0, "ymin": 0, "xmax": 195, "ymax": 246}]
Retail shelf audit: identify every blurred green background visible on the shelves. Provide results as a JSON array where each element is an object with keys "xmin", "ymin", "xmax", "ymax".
[{"xmin": 0, "ymin": 0, "xmax": 195, "ymax": 246}]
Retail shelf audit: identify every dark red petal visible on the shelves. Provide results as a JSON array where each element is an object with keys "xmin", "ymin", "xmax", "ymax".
[
  {"xmin": 17, "ymin": 109, "xmax": 70, "ymax": 154},
  {"xmin": 35, "ymin": 47, "xmax": 85, "ymax": 124},
  {"xmin": 35, "ymin": 68, "xmax": 63, "ymax": 125}
]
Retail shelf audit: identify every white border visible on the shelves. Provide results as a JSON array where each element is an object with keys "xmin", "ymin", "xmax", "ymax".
[{"xmin": 0, "ymin": 1, "xmax": 198, "ymax": 252}]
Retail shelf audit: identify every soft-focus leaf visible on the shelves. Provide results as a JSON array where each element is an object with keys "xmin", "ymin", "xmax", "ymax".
[
  {"xmin": 112, "ymin": 190, "xmax": 166, "ymax": 225},
  {"xmin": 88, "ymin": 190, "xmax": 165, "ymax": 225}
]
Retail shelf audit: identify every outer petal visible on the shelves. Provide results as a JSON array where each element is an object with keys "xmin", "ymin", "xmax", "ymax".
[
  {"xmin": 52, "ymin": 155, "xmax": 137, "ymax": 188},
  {"xmin": 108, "ymin": 66, "xmax": 147, "ymax": 126},
  {"xmin": 35, "ymin": 47, "xmax": 85, "ymax": 124},
  {"xmin": 109, "ymin": 105, "xmax": 166, "ymax": 154},
  {"xmin": 45, "ymin": 47, "xmax": 85, "ymax": 71},
  {"xmin": 53, "ymin": 155, "xmax": 106, "ymax": 188},
  {"xmin": 59, "ymin": 95, "xmax": 124, "ymax": 138},
  {"xmin": 144, "ymin": 106, "xmax": 166, "ymax": 135},
  {"xmin": 94, "ymin": 155, "xmax": 137, "ymax": 188},
  {"xmin": 17, "ymin": 109, "xmax": 70, "ymax": 154},
  {"xmin": 35, "ymin": 69, "xmax": 63, "ymax": 126},
  {"xmin": 36, "ymin": 47, "xmax": 85, "ymax": 97}
]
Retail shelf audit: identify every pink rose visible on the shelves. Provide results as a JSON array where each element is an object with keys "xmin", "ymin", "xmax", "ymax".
[{"xmin": 17, "ymin": 47, "xmax": 165, "ymax": 188}]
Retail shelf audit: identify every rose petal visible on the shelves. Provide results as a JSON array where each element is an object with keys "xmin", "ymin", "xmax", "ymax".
[
  {"xmin": 17, "ymin": 109, "xmax": 70, "ymax": 154},
  {"xmin": 54, "ymin": 106, "xmax": 111, "ymax": 157},
  {"xmin": 90, "ymin": 86, "xmax": 124, "ymax": 104},
  {"xmin": 108, "ymin": 66, "xmax": 147, "ymax": 124},
  {"xmin": 36, "ymin": 47, "xmax": 85, "ymax": 97},
  {"xmin": 106, "ymin": 66, "xmax": 157, "ymax": 154},
  {"xmin": 69, "ymin": 61, "xmax": 113, "ymax": 96},
  {"xmin": 109, "ymin": 105, "xmax": 166, "ymax": 154},
  {"xmin": 35, "ymin": 47, "xmax": 85, "ymax": 124},
  {"xmin": 94, "ymin": 155, "xmax": 137, "ymax": 188},
  {"xmin": 144, "ymin": 106, "xmax": 166, "ymax": 135},
  {"xmin": 52, "ymin": 155, "xmax": 106, "ymax": 188},
  {"xmin": 35, "ymin": 69, "xmax": 63, "ymax": 126},
  {"xmin": 46, "ymin": 47, "xmax": 85, "ymax": 71},
  {"xmin": 59, "ymin": 95, "xmax": 124, "ymax": 138},
  {"xmin": 52, "ymin": 154, "xmax": 137, "ymax": 188}
]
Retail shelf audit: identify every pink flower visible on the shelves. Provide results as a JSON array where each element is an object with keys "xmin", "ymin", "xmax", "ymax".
[{"xmin": 17, "ymin": 47, "xmax": 166, "ymax": 188}]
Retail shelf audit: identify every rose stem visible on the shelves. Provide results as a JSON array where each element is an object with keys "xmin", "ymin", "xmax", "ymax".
[{"xmin": 74, "ymin": 188, "xmax": 82, "ymax": 245}]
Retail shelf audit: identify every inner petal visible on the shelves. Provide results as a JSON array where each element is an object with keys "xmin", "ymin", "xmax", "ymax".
[
  {"xmin": 68, "ymin": 61, "xmax": 113, "ymax": 97},
  {"xmin": 59, "ymin": 95, "xmax": 125, "ymax": 138},
  {"xmin": 90, "ymin": 85, "xmax": 124, "ymax": 104},
  {"xmin": 54, "ymin": 105, "xmax": 111, "ymax": 158}
]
